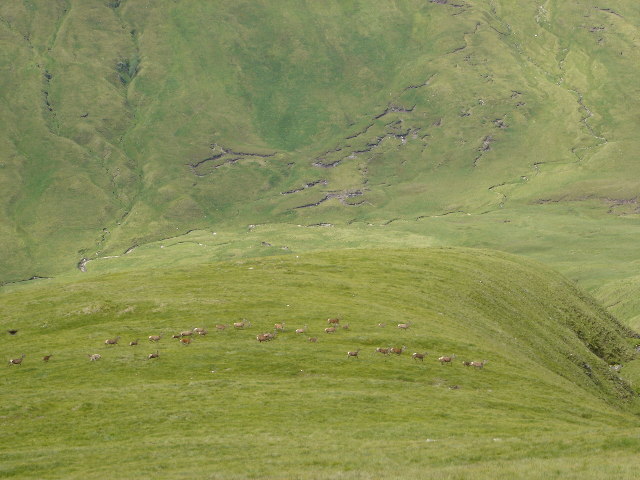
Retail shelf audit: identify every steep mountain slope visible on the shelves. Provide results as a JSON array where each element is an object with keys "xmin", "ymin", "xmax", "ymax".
[
  {"xmin": 1, "ymin": 1, "xmax": 640, "ymax": 321},
  {"xmin": 1, "ymin": 248, "xmax": 639, "ymax": 479}
]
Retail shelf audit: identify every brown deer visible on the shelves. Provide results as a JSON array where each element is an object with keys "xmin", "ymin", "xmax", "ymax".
[
  {"xmin": 438, "ymin": 354, "xmax": 456, "ymax": 365},
  {"xmin": 390, "ymin": 346, "xmax": 406, "ymax": 355},
  {"xmin": 327, "ymin": 318, "xmax": 340, "ymax": 325},
  {"xmin": 324, "ymin": 327, "xmax": 337, "ymax": 334},
  {"xmin": 129, "ymin": 339, "xmax": 139, "ymax": 346},
  {"xmin": 308, "ymin": 337, "xmax": 318, "ymax": 343},
  {"xmin": 180, "ymin": 337, "xmax": 192, "ymax": 345},
  {"xmin": 257, "ymin": 333, "xmax": 273, "ymax": 343},
  {"xmin": 148, "ymin": 351, "xmax": 159, "ymax": 359},
  {"xmin": 412, "ymin": 352, "xmax": 428, "ymax": 361},
  {"xmin": 104, "ymin": 336, "xmax": 120, "ymax": 345},
  {"xmin": 9, "ymin": 354, "xmax": 25, "ymax": 365},
  {"xmin": 88, "ymin": 353, "xmax": 101, "ymax": 361},
  {"xmin": 215, "ymin": 324, "xmax": 227, "ymax": 331},
  {"xmin": 233, "ymin": 320, "xmax": 251, "ymax": 329},
  {"xmin": 397, "ymin": 323, "xmax": 410, "ymax": 330},
  {"xmin": 347, "ymin": 350, "xmax": 360, "ymax": 358},
  {"xmin": 295, "ymin": 325, "xmax": 307, "ymax": 334},
  {"xmin": 43, "ymin": 355, "xmax": 53, "ymax": 362},
  {"xmin": 148, "ymin": 335, "xmax": 162, "ymax": 342},
  {"xmin": 375, "ymin": 347, "xmax": 390, "ymax": 355},
  {"xmin": 274, "ymin": 322, "xmax": 285, "ymax": 332},
  {"xmin": 469, "ymin": 360, "xmax": 487, "ymax": 369}
]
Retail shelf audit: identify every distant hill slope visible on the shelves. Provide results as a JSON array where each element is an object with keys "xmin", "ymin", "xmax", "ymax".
[
  {"xmin": 1, "ymin": 1, "xmax": 640, "ymax": 322},
  {"xmin": 1, "ymin": 248, "xmax": 639, "ymax": 478}
]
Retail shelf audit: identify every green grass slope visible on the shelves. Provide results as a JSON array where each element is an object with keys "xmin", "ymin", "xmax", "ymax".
[
  {"xmin": 1, "ymin": 248, "xmax": 639, "ymax": 479},
  {"xmin": 2, "ymin": 0, "xmax": 640, "ymax": 325}
]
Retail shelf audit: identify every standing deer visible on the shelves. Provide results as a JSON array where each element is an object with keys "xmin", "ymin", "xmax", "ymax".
[
  {"xmin": 438, "ymin": 354, "xmax": 456, "ymax": 365},
  {"xmin": 412, "ymin": 352, "xmax": 428, "ymax": 361},
  {"xmin": 347, "ymin": 350, "xmax": 360, "ymax": 358},
  {"xmin": 9, "ymin": 354, "xmax": 25, "ymax": 365},
  {"xmin": 105, "ymin": 336, "xmax": 120, "ymax": 345}
]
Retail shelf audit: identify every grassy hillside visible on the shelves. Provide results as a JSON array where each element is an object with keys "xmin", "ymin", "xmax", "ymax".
[
  {"xmin": 1, "ymin": 1, "xmax": 640, "ymax": 324},
  {"xmin": 1, "ymin": 248, "xmax": 640, "ymax": 479}
]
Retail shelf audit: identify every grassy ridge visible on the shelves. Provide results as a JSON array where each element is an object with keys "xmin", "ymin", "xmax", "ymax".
[{"xmin": 1, "ymin": 248, "xmax": 639, "ymax": 478}]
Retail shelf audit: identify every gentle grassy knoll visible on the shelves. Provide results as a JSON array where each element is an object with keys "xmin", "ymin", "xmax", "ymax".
[{"xmin": 1, "ymin": 248, "xmax": 639, "ymax": 479}]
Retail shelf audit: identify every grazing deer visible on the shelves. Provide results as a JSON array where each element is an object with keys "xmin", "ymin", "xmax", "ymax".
[
  {"xmin": 148, "ymin": 335, "xmax": 161, "ymax": 342},
  {"xmin": 43, "ymin": 355, "xmax": 53, "ymax": 362},
  {"xmin": 324, "ymin": 327, "xmax": 337, "ymax": 334},
  {"xmin": 412, "ymin": 352, "xmax": 428, "ymax": 361},
  {"xmin": 104, "ymin": 336, "xmax": 120, "ymax": 345},
  {"xmin": 327, "ymin": 318, "xmax": 340, "ymax": 325},
  {"xmin": 88, "ymin": 353, "xmax": 101, "ymax": 361},
  {"xmin": 148, "ymin": 351, "xmax": 159, "ymax": 359},
  {"xmin": 438, "ymin": 354, "xmax": 456, "ymax": 365},
  {"xmin": 9, "ymin": 354, "xmax": 25, "ymax": 365},
  {"xmin": 347, "ymin": 350, "xmax": 360, "ymax": 358}
]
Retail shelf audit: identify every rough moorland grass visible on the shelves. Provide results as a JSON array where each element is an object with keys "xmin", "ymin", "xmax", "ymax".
[{"xmin": 1, "ymin": 248, "xmax": 639, "ymax": 479}]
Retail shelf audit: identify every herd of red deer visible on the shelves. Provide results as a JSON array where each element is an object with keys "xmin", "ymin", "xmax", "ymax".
[{"xmin": 6, "ymin": 319, "xmax": 487, "ymax": 369}]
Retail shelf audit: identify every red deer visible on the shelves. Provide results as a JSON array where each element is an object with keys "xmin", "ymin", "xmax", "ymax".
[
  {"xmin": 9, "ymin": 354, "xmax": 25, "ymax": 365},
  {"xmin": 43, "ymin": 355, "xmax": 53, "ymax": 362},
  {"xmin": 197, "ymin": 329, "xmax": 208, "ymax": 336},
  {"xmin": 180, "ymin": 337, "xmax": 192, "ymax": 345},
  {"xmin": 347, "ymin": 350, "xmax": 360, "ymax": 358},
  {"xmin": 148, "ymin": 351, "xmax": 159, "ymax": 359},
  {"xmin": 274, "ymin": 322, "xmax": 285, "ymax": 332},
  {"xmin": 438, "ymin": 354, "xmax": 456, "ymax": 365},
  {"xmin": 341, "ymin": 324, "xmax": 350, "ymax": 330},
  {"xmin": 193, "ymin": 327, "xmax": 206, "ymax": 334},
  {"xmin": 105, "ymin": 336, "xmax": 120, "ymax": 345},
  {"xmin": 172, "ymin": 334, "xmax": 181, "ymax": 339},
  {"xmin": 180, "ymin": 330, "xmax": 193, "ymax": 337},
  {"xmin": 412, "ymin": 352, "xmax": 428, "ymax": 361},
  {"xmin": 233, "ymin": 320, "xmax": 251, "ymax": 329},
  {"xmin": 215, "ymin": 324, "xmax": 227, "ymax": 330},
  {"xmin": 308, "ymin": 337, "xmax": 318, "ymax": 343},
  {"xmin": 397, "ymin": 323, "xmax": 410, "ymax": 330},
  {"xmin": 295, "ymin": 325, "xmax": 307, "ymax": 334},
  {"xmin": 257, "ymin": 333, "xmax": 274, "ymax": 343},
  {"xmin": 377, "ymin": 323, "xmax": 386, "ymax": 328},
  {"xmin": 324, "ymin": 327, "xmax": 337, "ymax": 334},
  {"xmin": 129, "ymin": 339, "xmax": 139, "ymax": 346},
  {"xmin": 148, "ymin": 335, "xmax": 161, "ymax": 342},
  {"xmin": 88, "ymin": 353, "xmax": 101, "ymax": 361},
  {"xmin": 469, "ymin": 360, "xmax": 487, "ymax": 369},
  {"xmin": 390, "ymin": 346, "xmax": 406, "ymax": 355},
  {"xmin": 375, "ymin": 347, "xmax": 390, "ymax": 355},
  {"xmin": 327, "ymin": 318, "xmax": 340, "ymax": 325}
]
